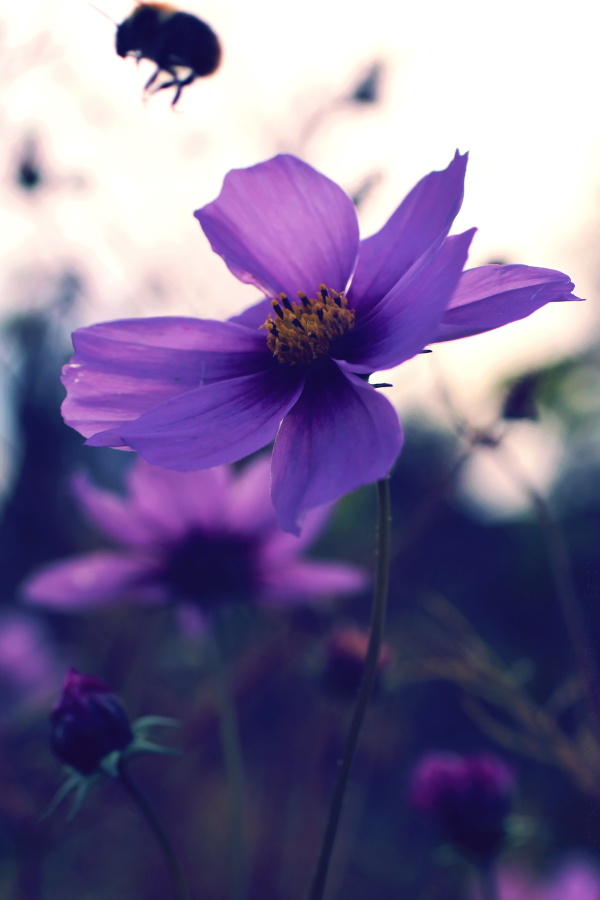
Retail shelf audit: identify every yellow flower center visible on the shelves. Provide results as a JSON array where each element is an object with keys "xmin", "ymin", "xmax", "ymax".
[{"xmin": 262, "ymin": 284, "xmax": 355, "ymax": 365}]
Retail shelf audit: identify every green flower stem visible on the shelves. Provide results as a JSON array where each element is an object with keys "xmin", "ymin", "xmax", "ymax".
[
  {"xmin": 210, "ymin": 619, "xmax": 248, "ymax": 900},
  {"xmin": 308, "ymin": 476, "xmax": 392, "ymax": 900},
  {"xmin": 477, "ymin": 862, "xmax": 501, "ymax": 900},
  {"xmin": 117, "ymin": 756, "xmax": 189, "ymax": 900}
]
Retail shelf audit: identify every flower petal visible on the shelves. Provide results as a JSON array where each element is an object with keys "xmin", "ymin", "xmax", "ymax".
[
  {"xmin": 229, "ymin": 296, "xmax": 273, "ymax": 329},
  {"xmin": 342, "ymin": 229, "xmax": 476, "ymax": 372},
  {"xmin": 261, "ymin": 504, "xmax": 335, "ymax": 558},
  {"xmin": 260, "ymin": 560, "xmax": 368, "ymax": 604},
  {"xmin": 125, "ymin": 461, "xmax": 234, "ymax": 535},
  {"xmin": 224, "ymin": 455, "xmax": 278, "ymax": 534},
  {"xmin": 62, "ymin": 317, "xmax": 269, "ymax": 441},
  {"xmin": 271, "ymin": 362, "xmax": 403, "ymax": 534},
  {"xmin": 100, "ymin": 366, "xmax": 305, "ymax": 470},
  {"xmin": 22, "ymin": 553, "xmax": 164, "ymax": 610},
  {"xmin": 433, "ymin": 264, "xmax": 582, "ymax": 342},
  {"xmin": 72, "ymin": 472, "xmax": 165, "ymax": 548},
  {"xmin": 195, "ymin": 155, "xmax": 360, "ymax": 300},
  {"xmin": 349, "ymin": 151, "xmax": 468, "ymax": 310}
]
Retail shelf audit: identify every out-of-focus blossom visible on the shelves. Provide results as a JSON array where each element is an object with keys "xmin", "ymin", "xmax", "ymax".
[
  {"xmin": 61, "ymin": 153, "xmax": 580, "ymax": 532},
  {"xmin": 0, "ymin": 612, "xmax": 60, "ymax": 723},
  {"xmin": 471, "ymin": 859, "xmax": 600, "ymax": 899},
  {"xmin": 320, "ymin": 624, "xmax": 392, "ymax": 699},
  {"xmin": 348, "ymin": 62, "xmax": 384, "ymax": 104},
  {"xmin": 50, "ymin": 669, "xmax": 133, "ymax": 775},
  {"xmin": 14, "ymin": 135, "xmax": 43, "ymax": 192},
  {"xmin": 501, "ymin": 372, "xmax": 541, "ymax": 421},
  {"xmin": 23, "ymin": 456, "xmax": 365, "ymax": 628},
  {"xmin": 409, "ymin": 751, "xmax": 515, "ymax": 861}
]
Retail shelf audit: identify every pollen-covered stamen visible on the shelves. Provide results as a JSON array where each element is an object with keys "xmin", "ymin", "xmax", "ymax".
[{"xmin": 262, "ymin": 284, "xmax": 355, "ymax": 365}]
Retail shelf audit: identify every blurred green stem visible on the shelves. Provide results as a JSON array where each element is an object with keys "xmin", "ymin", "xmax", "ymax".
[
  {"xmin": 211, "ymin": 618, "xmax": 248, "ymax": 900},
  {"xmin": 477, "ymin": 862, "xmax": 501, "ymax": 900},
  {"xmin": 117, "ymin": 757, "xmax": 189, "ymax": 900},
  {"xmin": 307, "ymin": 476, "xmax": 392, "ymax": 900}
]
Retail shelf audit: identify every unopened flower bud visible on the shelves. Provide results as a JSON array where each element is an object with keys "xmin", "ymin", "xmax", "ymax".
[
  {"xmin": 409, "ymin": 752, "xmax": 515, "ymax": 861},
  {"xmin": 50, "ymin": 669, "xmax": 133, "ymax": 775},
  {"xmin": 321, "ymin": 625, "xmax": 392, "ymax": 699}
]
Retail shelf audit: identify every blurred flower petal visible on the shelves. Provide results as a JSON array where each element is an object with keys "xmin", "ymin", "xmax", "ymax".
[{"xmin": 24, "ymin": 552, "xmax": 163, "ymax": 609}]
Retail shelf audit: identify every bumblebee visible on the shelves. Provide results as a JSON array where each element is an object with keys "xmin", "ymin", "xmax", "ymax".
[{"xmin": 116, "ymin": 3, "xmax": 221, "ymax": 106}]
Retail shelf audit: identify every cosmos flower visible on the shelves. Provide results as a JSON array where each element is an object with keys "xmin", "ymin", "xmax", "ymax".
[
  {"xmin": 471, "ymin": 859, "xmax": 600, "ymax": 900},
  {"xmin": 409, "ymin": 751, "xmax": 515, "ymax": 861},
  {"xmin": 61, "ymin": 154, "xmax": 580, "ymax": 532},
  {"xmin": 23, "ymin": 456, "xmax": 365, "ymax": 627}
]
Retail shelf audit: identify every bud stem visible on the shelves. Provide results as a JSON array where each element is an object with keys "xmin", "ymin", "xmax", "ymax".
[
  {"xmin": 117, "ymin": 757, "xmax": 189, "ymax": 900},
  {"xmin": 307, "ymin": 476, "xmax": 391, "ymax": 900}
]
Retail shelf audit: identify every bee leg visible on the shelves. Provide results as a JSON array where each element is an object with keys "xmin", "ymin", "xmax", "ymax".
[
  {"xmin": 170, "ymin": 82, "xmax": 184, "ymax": 107},
  {"xmin": 151, "ymin": 77, "xmax": 184, "ymax": 107},
  {"xmin": 143, "ymin": 66, "xmax": 162, "ymax": 92},
  {"xmin": 148, "ymin": 66, "xmax": 178, "ymax": 94},
  {"xmin": 155, "ymin": 71, "xmax": 196, "ymax": 106}
]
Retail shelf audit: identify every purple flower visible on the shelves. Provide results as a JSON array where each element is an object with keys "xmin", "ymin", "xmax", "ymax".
[
  {"xmin": 409, "ymin": 751, "xmax": 515, "ymax": 861},
  {"xmin": 50, "ymin": 668, "xmax": 133, "ymax": 774},
  {"xmin": 23, "ymin": 456, "xmax": 365, "ymax": 626},
  {"xmin": 61, "ymin": 154, "xmax": 580, "ymax": 532},
  {"xmin": 471, "ymin": 860, "xmax": 600, "ymax": 900}
]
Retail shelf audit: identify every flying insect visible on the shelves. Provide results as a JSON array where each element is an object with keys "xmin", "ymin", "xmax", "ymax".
[{"xmin": 116, "ymin": 3, "xmax": 222, "ymax": 106}]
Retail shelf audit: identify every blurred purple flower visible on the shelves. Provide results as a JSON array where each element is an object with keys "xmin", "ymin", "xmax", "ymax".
[
  {"xmin": 23, "ymin": 456, "xmax": 365, "ymax": 627},
  {"xmin": 409, "ymin": 751, "xmax": 515, "ymax": 861},
  {"xmin": 50, "ymin": 668, "xmax": 133, "ymax": 775},
  {"xmin": 61, "ymin": 154, "xmax": 580, "ymax": 532},
  {"xmin": 0, "ymin": 612, "xmax": 60, "ymax": 722},
  {"xmin": 471, "ymin": 860, "xmax": 600, "ymax": 900}
]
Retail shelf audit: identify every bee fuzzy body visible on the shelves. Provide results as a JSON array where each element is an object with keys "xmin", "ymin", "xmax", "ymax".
[{"xmin": 116, "ymin": 3, "xmax": 221, "ymax": 106}]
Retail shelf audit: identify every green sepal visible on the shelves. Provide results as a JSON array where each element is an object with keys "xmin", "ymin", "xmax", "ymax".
[
  {"xmin": 40, "ymin": 770, "xmax": 101, "ymax": 823},
  {"xmin": 43, "ymin": 715, "xmax": 182, "ymax": 820},
  {"xmin": 132, "ymin": 715, "xmax": 181, "ymax": 731},
  {"xmin": 126, "ymin": 738, "xmax": 181, "ymax": 758}
]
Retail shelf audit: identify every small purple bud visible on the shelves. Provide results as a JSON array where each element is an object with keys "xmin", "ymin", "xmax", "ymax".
[
  {"xmin": 50, "ymin": 669, "xmax": 133, "ymax": 775},
  {"xmin": 409, "ymin": 752, "xmax": 515, "ymax": 861},
  {"xmin": 321, "ymin": 625, "xmax": 392, "ymax": 699}
]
